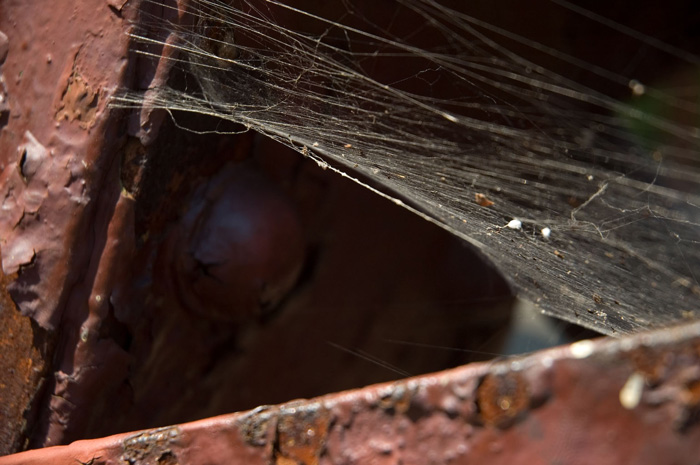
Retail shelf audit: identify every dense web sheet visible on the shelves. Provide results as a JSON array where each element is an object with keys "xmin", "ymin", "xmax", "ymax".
[{"xmin": 113, "ymin": 0, "xmax": 700, "ymax": 335}]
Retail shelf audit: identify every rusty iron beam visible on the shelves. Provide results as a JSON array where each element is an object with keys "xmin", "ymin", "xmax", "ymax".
[
  {"xmin": 2, "ymin": 0, "xmax": 700, "ymax": 462},
  {"xmin": 2, "ymin": 321, "xmax": 700, "ymax": 465}
]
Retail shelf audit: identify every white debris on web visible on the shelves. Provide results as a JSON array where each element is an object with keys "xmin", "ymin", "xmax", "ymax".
[
  {"xmin": 629, "ymin": 80, "xmax": 646, "ymax": 97},
  {"xmin": 507, "ymin": 219, "xmax": 522, "ymax": 230},
  {"xmin": 112, "ymin": 0, "xmax": 700, "ymax": 335}
]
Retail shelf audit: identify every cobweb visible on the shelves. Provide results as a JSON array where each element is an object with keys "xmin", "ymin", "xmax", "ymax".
[{"xmin": 113, "ymin": 0, "xmax": 700, "ymax": 335}]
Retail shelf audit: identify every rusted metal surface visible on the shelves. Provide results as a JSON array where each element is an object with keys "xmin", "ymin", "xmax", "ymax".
[
  {"xmin": 0, "ymin": 0, "xmax": 512, "ymax": 452},
  {"xmin": 1, "ymin": 0, "xmax": 698, "ymax": 461},
  {"xmin": 0, "ymin": 0, "xmax": 135, "ymax": 453},
  {"xmin": 0, "ymin": 268, "xmax": 49, "ymax": 453},
  {"xmin": 0, "ymin": 0, "xmax": 132, "ymax": 329},
  {"xmin": 2, "ymin": 322, "xmax": 700, "ymax": 464}
]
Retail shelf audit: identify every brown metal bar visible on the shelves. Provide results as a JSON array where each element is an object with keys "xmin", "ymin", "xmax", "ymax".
[{"xmin": 2, "ymin": 321, "xmax": 700, "ymax": 464}]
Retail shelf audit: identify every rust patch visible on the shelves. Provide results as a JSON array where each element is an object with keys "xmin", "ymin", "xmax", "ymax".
[
  {"xmin": 675, "ymin": 377, "xmax": 700, "ymax": 432},
  {"xmin": 275, "ymin": 403, "xmax": 330, "ymax": 465},
  {"xmin": 376, "ymin": 383, "xmax": 413, "ymax": 416},
  {"xmin": 155, "ymin": 451, "xmax": 178, "ymax": 465},
  {"xmin": 237, "ymin": 406, "xmax": 277, "ymax": 448},
  {"xmin": 684, "ymin": 379, "xmax": 700, "ymax": 407},
  {"xmin": 120, "ymin": 138, "xmax": 148, "ymax": 196},
  {"xmin": 0, "ymin": 256, "xmax": 48, "ymax": 455},
  {"xmin": 626, "ymin": 345, "xmax": 669, "ymax": 384},
  {"xmin": 55, "ymin": 73, "xmax": 99, "ymax": 129},
  {"xmin": 121, "ymin": 426, "xmax": 180, "ymax": 465},
  {"xmin": 477, "ymin": 372, "xmax": 530, "ymax": 428}
]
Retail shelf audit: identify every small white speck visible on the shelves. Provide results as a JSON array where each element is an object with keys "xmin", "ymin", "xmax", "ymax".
[
  {"xmin": 570, "ymin": 340, "xmax": 595, "ymax": 359},
  {"xmin": 587, "ymin": 175, "xmax": 594, "ymax": 181},
  {"xmin": 629, "ymin": 79, "xmax": 645, "ymax": 96},
  {"xmin": 620, "ymin": 372, "xmax": 645, "ymax": 409},
  {"xmin": 541, "ymin": 227, "xmax": 551, "ymax": 239},
  {"xmin": 312, "ymin": 142, "xmax": 319, "ymax": 147},
  {"xmin": 95, "ymin": 295, "xmax": 102, "ymax": 302},
  {"xmin": 507, "ymin": 219, "xmax": 522, "ymax": 230}
]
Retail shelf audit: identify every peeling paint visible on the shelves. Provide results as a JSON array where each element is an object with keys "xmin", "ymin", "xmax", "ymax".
[
  {"xmin": 17, "ymin": 131, "xmax": 46, "ymax": 182},
  {"xmin": 55, "ymin": 73, "xmax": 99, "ymax": 129},
  {"xmin": 1, "ymin": 237, "xmax": 36, "ymax": 276},
  {"xmin": 0, "ymin": 30, "xmax": 8, "ymax": 65}
]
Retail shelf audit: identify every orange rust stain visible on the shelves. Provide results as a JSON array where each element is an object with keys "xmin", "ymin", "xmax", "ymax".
[
  {"xmin": 626, "ymin": 345, "xmax": 668, "ymax": 384},
  {"xmin": 684, "ymin": 379, "xmax": 700, "ymax": 407},
  {"xmin": 276, "ymin": 407, "xmax": 330, "ymax": 465},
  {"xmin": 477, "ymin": 372, "xmax": 530, "ymax": 428},
  {"xmin": 376, "ymin": 385, "xmax": 412, "ymax": 415},
  {"xmin": 0, "ymin": 256, "xmax": 47, "ymax": 454},
  {"xmin": 276, "ymin": 457, "xmax": 297, "ymax": 465}
]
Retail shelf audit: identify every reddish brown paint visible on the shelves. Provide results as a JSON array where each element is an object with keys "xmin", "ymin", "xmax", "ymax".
[
  {"xmin": 0, "ymin": 0, "xmax": 136, "ymax": 451},
  {"xmin": 3, "ymin": 322, "xmax": 700, "ymax": 464}
]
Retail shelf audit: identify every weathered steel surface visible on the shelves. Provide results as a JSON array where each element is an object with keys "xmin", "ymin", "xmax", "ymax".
[
  {"xmin": 2, "ymin": 322, "xmax": 700, "ymax": 465},
  {"xmin": 0, "ymin": 0, "xmax": 132, "ymax": 329},
  {"xmin": 0, "ymin": 268, "xmax": 48, "ymax": 453},
  {"xmin": 0, "ymin": 0, "xmax": 512, "ymax": 452},
  {"xmin": 0, "ymin": 0, "xmax": 135, "ymax": 453},
  {"xmin": 2, "ymin": 0, "xmax": 698, "ymax": 461}
]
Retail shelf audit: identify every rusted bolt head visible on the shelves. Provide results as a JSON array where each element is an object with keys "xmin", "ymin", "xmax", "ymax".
[{"xmin": 167, "ymin": 162, "xmax": 305, "ymax": 322}]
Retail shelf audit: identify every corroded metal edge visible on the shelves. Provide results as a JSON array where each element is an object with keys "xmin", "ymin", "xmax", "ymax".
[{"xmin": 2, "ymin": 321, "xmax": 700, "ymax": 465}]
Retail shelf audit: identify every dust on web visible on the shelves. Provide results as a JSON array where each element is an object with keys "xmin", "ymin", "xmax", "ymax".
[{"xmin": 112, "ymin": 0, "xmax": 700, "ymax": 335}]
